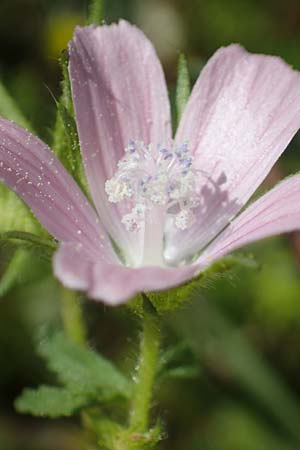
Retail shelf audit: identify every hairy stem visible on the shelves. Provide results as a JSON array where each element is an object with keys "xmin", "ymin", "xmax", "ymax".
[{"xmin": 129, "ymin": 297, "xmax": 161, "ymax": 432}]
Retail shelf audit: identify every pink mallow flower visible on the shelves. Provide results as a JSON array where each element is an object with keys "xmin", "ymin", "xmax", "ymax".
[{"xmin": 1, "ymin": 21, "xmax": 300, "ymax": 305}]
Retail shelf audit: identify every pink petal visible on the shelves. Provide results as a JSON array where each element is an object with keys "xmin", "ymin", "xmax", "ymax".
[
  {"xmin": 196, "ymin": 175, "xmax": 300, "ymax": 269},
  {"xmin": 0, "ymin": 118, "xmax": 116, "ymax": 261},
  {"xmin": 54, "ymin": 243, "xmax": 196, "ymax": 305},
  {"xmin": 69, "ymin": 21, "xmax": 171, "ymax": 265},
  {"xmin": 54, "ymin": 243, "xmax": 94, "ymax": 291},
  {"xmin": 165, "ymin": 44, "xmax": 300, "ymax": 263}
]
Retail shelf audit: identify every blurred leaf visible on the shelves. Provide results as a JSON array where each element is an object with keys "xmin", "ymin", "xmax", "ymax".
[
  {"xmin": 200, "ymin": 404, "xmax": 296, "ymax": 450},
  {"xmin": 0, "ymin": 79, "xmax": 33, "ymax": 131},
  {"xmin": 158, "ymin": 341, "xmax": 200, "ymax": 381},
  {"xmin": 0, "ymin": 77, "xmax": 45, "ymax": 237},
  {"xmin": 0, "ymin": 249, "xmax": 29, "ymax": 296},
  {"xmin": 15, "ymin": 385, "xmax": 89, "ymax": 418},
  {"xmin": 176, "ymin": 53, "xmax": 191, "ymax": 126},
  {"xmin": 38, "ymin": 331, "xmax": 132, "ymax": 400},
  {"xmin": 45, "ymin": 12, "xmax": 84, "ymax": 58},
  {"xmin": 0, "ymin": 93, "xmax": 47, "ymax": 295},
  {"xmin": 88, "ymin": 0, "xmax": 104, "ymax": 24},
  {"xmin": 158, "ymin": 341, "xmax": 192, "ymax": 370},
  {"xmin": 0, "ymin": 182, "xmax": 47, "ymax": 296},
  {"xmin": 252, "ymin": 246, "xmax": 300, "ymax": 329},
  {"xmin": 171, "ymin": 298, "xmax": 300, "ymax": 445},
  {"xmin": 160, "ymin": 366, "xmax": 200, "ymax": 381},
  {"xmin": 0, "ymin": 231, "xmax": 57, "ymax": 261},
  {"xmin": 0, "ymin": 183, "xmax": 41, "ymax": 235}
]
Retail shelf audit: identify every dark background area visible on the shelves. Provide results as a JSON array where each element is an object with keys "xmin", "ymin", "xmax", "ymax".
[{"xmin": 1, "ymin": 1, "xmax": 300, "ymax": 449}]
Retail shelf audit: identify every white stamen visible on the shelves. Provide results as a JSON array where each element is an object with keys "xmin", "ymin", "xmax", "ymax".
[
  {"xmin": 105, "ymin": 140, "xmax": 199, "ymax": 232},
  {"xmin": 121, "ymin": 204, "xmax": 145, "ymax": 232},
  {"xmin": 174, "ymin": 209, "xmax": 196, "ymax": 230},
  {"xmin": 105, "ymin": 177, "xmax": 132, "ymax": 203}
]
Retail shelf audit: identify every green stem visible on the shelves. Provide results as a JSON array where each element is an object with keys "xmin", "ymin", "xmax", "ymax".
[
  {"xmin": 60, "ymin": 286, "xmax": 87, "ymax": 346},
  {"xmin": 129, "ymin": 297, "xmax": 161, "ymax": 432}
]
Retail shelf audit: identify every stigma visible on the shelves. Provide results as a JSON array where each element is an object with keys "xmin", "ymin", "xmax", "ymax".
[{"xmin": 105, "ymin": 140, "xmax": 199, "ymax": 233}]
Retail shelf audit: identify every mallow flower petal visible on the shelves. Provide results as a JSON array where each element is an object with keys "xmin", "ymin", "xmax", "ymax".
[
  {"xmin": 89, "ymin": 263, "xmax": 196, "ymax": 305},
  {"xmin": 69, "ymin": 20, "xmax": 172, "ymax": 265},
  {"xmin": 196, "ymin": 175, "xmax": 300, "ymax": 269},
  {"xmin": 54, "ymin": 242, "xmax": 196, "ymax": 305},
  {"xmin": 0, "ymin": 118, "xmax": 116, "ymax": 260},
  {"xmin": 54, "ymin": 243, "xmax": 94, "ymax": 292},
  {"xmin": 166, "ymin": 44, "xmax": 300, "ymax": 263}
]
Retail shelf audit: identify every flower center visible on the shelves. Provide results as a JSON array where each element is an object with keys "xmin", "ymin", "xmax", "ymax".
[
  {"xmin": 104, "ymin": 140, "xmax": 200, "ymax": 266},
  {"xmin": 105, "ymin": 140, "xmax": 199, "ymax": 231}
]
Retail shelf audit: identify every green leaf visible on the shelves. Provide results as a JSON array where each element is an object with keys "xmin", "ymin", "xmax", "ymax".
[
  {"xmin": 0, "ymin": 79, "xmax": 33, "ymax": 131},
  {"xmin": 176, "ymin": 53, "xmax": 191, "ymax": 126},
  {"xmin": 87, "ymin": 0, "xmax": 104, "ymax": 25},
  {"xmin": 38, "ymin": 331, "xmax": 132, "ymax": 400},
  {"xmin": 16, "ymin": 331, "xmax": 132, "ymax": 418},
  {"xmin": 15, "ymin": 385, "xmax": 90, "ymax": 418}
]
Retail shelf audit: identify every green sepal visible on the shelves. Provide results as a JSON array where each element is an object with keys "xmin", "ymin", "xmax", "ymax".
[
  {"xmin": 15, "ymin": 386, "xmax": 91, "ymax": 418},
  {"xmin": 87, "ymin": 0, "xmax": 104, "ymax": 25},
  {"xmin": 52, "ymin": 52, "xmax": 89, "ymax": 197},
  {"xmin": 56, "ymin": 102, "xmax": 87, "ymax": 191},
  {"xmin": 116, "ymin": 422, "xmax": 164, "ymax": 450},
  {"xmin": 148, "ymin": 253, "xmax": 258, "ymax": 315},
  {"xmin": 127, "ymin": 294, "xmax": 144, "ymax": 317},
  {"xmin": 175, "ymin": 53, "xmax": 191, "ymax": 127},
  {"xmin": 92, "ymin": 419, "xmax": 164, "ymax": 450},
  {"xmin": 84, "ymin": 413, "xmax": 164, "ymax": 450}
]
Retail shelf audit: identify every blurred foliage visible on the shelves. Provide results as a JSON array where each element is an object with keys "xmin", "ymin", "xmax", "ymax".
[{"xmin": 1, "ymin": 0, "xmax": 300, "ymax": 449}]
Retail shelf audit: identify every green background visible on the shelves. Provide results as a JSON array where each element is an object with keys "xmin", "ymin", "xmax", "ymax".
[{"xmin": 1, "ymin": 0, "xmax": 300, "ymax": 449}]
